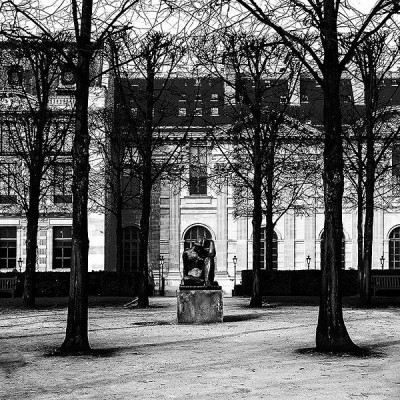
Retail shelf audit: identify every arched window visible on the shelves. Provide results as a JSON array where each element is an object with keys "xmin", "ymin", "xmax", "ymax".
[
  {"xmin": 260, "ymin": 228, "xmax": 278, "ymax": 270},
  {"xmin": 320, "ymin": 231, "xmax": 346, "ymax": 269},
  {"xmin": 184, "ymin": 225, "xmax": 212, "ymax": 250},
  {"xmin": 123, "ymin": 226, "xmax": 140, "ymax": 272},
  {"xmin": 389, "ymin": 227, "xmax": 400, "ymax": 269}
]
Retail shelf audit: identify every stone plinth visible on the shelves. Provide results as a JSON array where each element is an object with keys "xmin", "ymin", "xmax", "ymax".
[{"xmin": 177, "ymin": 287, "xmax": 223, "ymax": 324}]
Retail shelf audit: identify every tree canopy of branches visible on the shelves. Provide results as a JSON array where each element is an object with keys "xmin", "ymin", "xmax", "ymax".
[
  {"xmin": 109, "ymin": 30, "xmax": 191, "ymax": 307},
  {"xmin": 0, "ymin": 36, "xmax": 73, "ymax": 308},
  {"xmin": 194, "ymin": 28, "xmax": 319, "ymax": 306},
  {"xmin": 0, "ymin": 0, "xmax": 173, "ymax": 354},
  {"xmin": 342, "ymin": 29, "xmax": 400, "ymax": 306},
  {"xmin": 213, "ymin": 0, "xmax": 400, "ymax": 353}
]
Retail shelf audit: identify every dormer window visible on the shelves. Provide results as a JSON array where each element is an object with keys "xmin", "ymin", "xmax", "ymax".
[
  {"xmin": 7, "ymin": 65, "xmax": 23, "ymax": 86},
  {"xmin": 61, "ymin": 67, "xmax": 76, "ymax": 86},
  {"xmin": 280, "ymin": 96, "xmax": 288, "ymax": 105},
  {"xmin": 300, "ymin": 94, "xmax": 309, "ymax": 103}
]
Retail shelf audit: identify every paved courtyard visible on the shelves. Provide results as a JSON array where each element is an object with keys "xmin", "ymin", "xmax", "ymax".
[{"xmin": 1, "ymin": 295, "xmax": 400, "ymax": 399}]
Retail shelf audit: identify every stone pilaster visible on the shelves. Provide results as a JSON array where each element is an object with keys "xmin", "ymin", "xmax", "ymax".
[
  {"xmin": 165, "ymin": 186, "xmax": 182, "ymax": 292},
  {"xmin": 148, "ymin": 184, "xmax": 161, "ymax": 274},
  {"xmin": 236, "ymin": 217, "xmax": 249, "ymax": 275},
  {"xmin": 304, "ymin": 212, "xmax": 316, "ymax": 269},
  {"xmin": 216, "ymin": 186, "xmax": 228, "ymax": 273},
  {"xmin": 375, "ymin": 209, "xmax": 385, "ymax": 269},
  {"xmin": 284, "ymin": 211, "xmax": 295, "ymax": 270},
  {"xmin": 351, "ymin": 210, "xmax": 358, "ymax": 270}
]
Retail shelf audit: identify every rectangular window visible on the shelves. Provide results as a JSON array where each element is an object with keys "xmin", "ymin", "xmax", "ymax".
[
  {"xmin": 7, "ymin": 65, "xmax": 23, "ymax": 86},
  {"xmin": 0, "ymin": 226, "xmax": 17, "ymax": 269},
  {"xmin": 0, "ymin": 163, "xmax": 16, "ymax": 204},
  {"xmin": 53, "ymin": 162, "xmax": 72, "ymax": 203},
  {"xmin": 53, "ymin": 226, "xmax": 72, "ymax": 269},
  {"xmin": 122, "ymin": 167, "xmax": 141, "ymax": 208},
  {"xmin": 189, "ymin": 146, "xmax": 207, "ymax": 195},
  {"xmin": 211, "ymin": 93, "xmax": 218, "ymax": 100},
  {"xmin": 194, "ymin": 107, "xmax": 202, "ymax": 116},
  {"xmin": 179, "ymin": 107, "xmax": 186, "ymax": 116},
  {"xmin": 260, "ymin": 229, "xmax": 278, "ymax": 270},
  {"xmin": 211, "ymin": 107, "xmax": 219, "ymax": 116},
  {"xmin": 53, "ymin": 120, "xmax": 73, "ymax": 153},
  {"xmin": 0, "ymin": 123, "xmax": 13, "ymax": 153},
  {"xmin": 392, "ymin": 143, "xmax": 400, "ymax": 178}
]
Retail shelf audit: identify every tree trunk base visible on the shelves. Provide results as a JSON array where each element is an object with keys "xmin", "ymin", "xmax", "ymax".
[
  {"xmin": 22, "ymin": 297, "xmax": 36, "ymax": 309},
  {"xmin": 359, "ymin": 293, "xmax": 372, "ymax": 308},
  {"xmin": 316, "ymin": 326, "xmax": 361, "ymax": 355},
  {"xmin": 58, "ymin": 338, "xmax": 91, "ymax": 356},
  {"xmin": 249, "ymin": 295, "xmax": 263, "ymax": 308},
  {"xmin": 137, "ymin": 297, "xmax": 149, "ymax": 308}
]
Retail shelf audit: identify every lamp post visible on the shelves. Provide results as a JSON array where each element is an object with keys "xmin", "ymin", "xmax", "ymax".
[
  {"xmin": 18, "ymin": 257, "xmax": 23, "ymax": 273},
  {"xmin": 306, "ymin": 255, "xmax": 311, "ymax": 270},
  {"xmin": 380, "ymin": 255, "xmax": 385, "ymax": 270},
  {"xmin": 232, "ymin": 255, "xmax": 238, "ymax": 296},
  {"xmin": 159, "ymin": 255, "xmax": 165, "ymax": 296}
]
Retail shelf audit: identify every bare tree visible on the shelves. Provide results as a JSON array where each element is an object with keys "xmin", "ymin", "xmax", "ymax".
[
  {"xmin": 343, "ymin": 30, "xmax": 400, "ymax": 306},
  {"xmin": 0, "ymin": 35, "xmax": 73, "ymax": 308},
  {"xmin": 90, "ymin": 107, "xmax": 141, "ymax": 275},
  {"xmin": 213, "ymin": 0, "xmax": 400, "ymax": 352},
  {"xmin": 0, "ymin": 0, "xmax": 171, "ymax": 353},
  {"xmin": 110, "ymin": 31, "xmax": 190, "ymax": 307},
  {"xmin": 195, "ymin": 29, "xmax": 318, "ymax": 306}
]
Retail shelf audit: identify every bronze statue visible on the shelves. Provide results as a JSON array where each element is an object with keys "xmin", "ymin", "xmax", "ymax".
[{"xmin": 182, "ymin": 236, "xmax": 216, "ymax": 287}]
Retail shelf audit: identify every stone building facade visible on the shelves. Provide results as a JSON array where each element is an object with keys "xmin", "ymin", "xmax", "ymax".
[
  {"xmin": 104, "ymin": 72, "xmax": 400, "ymax": 295},
  {"xmin": 2, "ymin": 37, "xmax": 400, "ymax": 299},
  {"xmin": 0, "ymin": 40, "xmax": 105, "ymax": 274}
]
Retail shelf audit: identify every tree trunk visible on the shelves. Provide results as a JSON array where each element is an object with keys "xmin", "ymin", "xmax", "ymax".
[
  {"xmin": 138, "ymin": 178, "xmax": 151, "ymax": 308},
  {"xmin": 361, "ymin": 112, "xmax": 375, "ymax": 307},
  {"xmin": 136, "ymin": 58, "xmax": 155, "ymax": 309},
  {"xmin": 357, "ymin": 140, "xmax": 364, "ymax": 297},
  {"xmin": 250, "ymin": 192, "xmax": 263, "ymax": 307},
  {"xmin": 115, "ymin": 189, "xmax": 123, "ymax": 275},
  {"xmin": 250, "ymin": 124, "xmax": 263, "ymax": 307},
  {"xmin": 316, "ymin": 2, "xmax": 358, "ymax": 352},
  {"xmin": 362, "ymin": 185, "xmax": 374, "ymax": 307},
  {"xmin": 264, "ymin": 140, "xmax": 275, "ymax": 271},
  {"xmin": 264, "ymin": 181, "xmax": 274, "ymax": 271},
  {"xmin": 22, "ymin": 173, "xmax": 41, "ymax": 308},
  {"xmin": 59, "ymin": 0, "xmax": 93, "ymax": 354}
]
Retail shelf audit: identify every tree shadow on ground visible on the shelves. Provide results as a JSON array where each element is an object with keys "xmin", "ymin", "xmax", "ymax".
[
  {"xmin": 0, "ymin": 358, "xmax": 28, "ymax": 377},
  {"xmin": 295, "ymin": 346, "xmax": 385, "ymax": 358},
  {"xmin": 130, "ymin": 320, "xmax": 174, "ymax": 326},
  {"xmin": 44, "ymin": 347, "xmax": 123, "ymax": 358},
  {"xmin": 223, "ymin": 313, "xmax": 262, "ymax": 322}
]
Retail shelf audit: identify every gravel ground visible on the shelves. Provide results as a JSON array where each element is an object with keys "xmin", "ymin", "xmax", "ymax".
[{"xmin": 1, "ymin": 295, "xmax": 400, "ymax": 400}]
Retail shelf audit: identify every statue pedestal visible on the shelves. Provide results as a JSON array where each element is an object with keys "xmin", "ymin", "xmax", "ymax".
[{"xmin": 177, "ymin": 286, "xmax": 223, "ymax": 324}]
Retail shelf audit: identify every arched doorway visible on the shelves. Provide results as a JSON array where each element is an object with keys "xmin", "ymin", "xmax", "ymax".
[
  {"xmin": 320, "ymin": 231, "xmax": 346, "ymax": 269},
  {"xmin": 122, "ymin": 226, "xmax": 140, "ymax": 272},
  {"xmin": 260, "ymin": 228, "xmax": 278, "ymax": 270},
  {"xmin": 183, "ymin": 225, "xmax": 212, "ymax": 250},
  {"xmin": 389, "ymin": 227, "xmax": 400, "ymax": 269}
]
